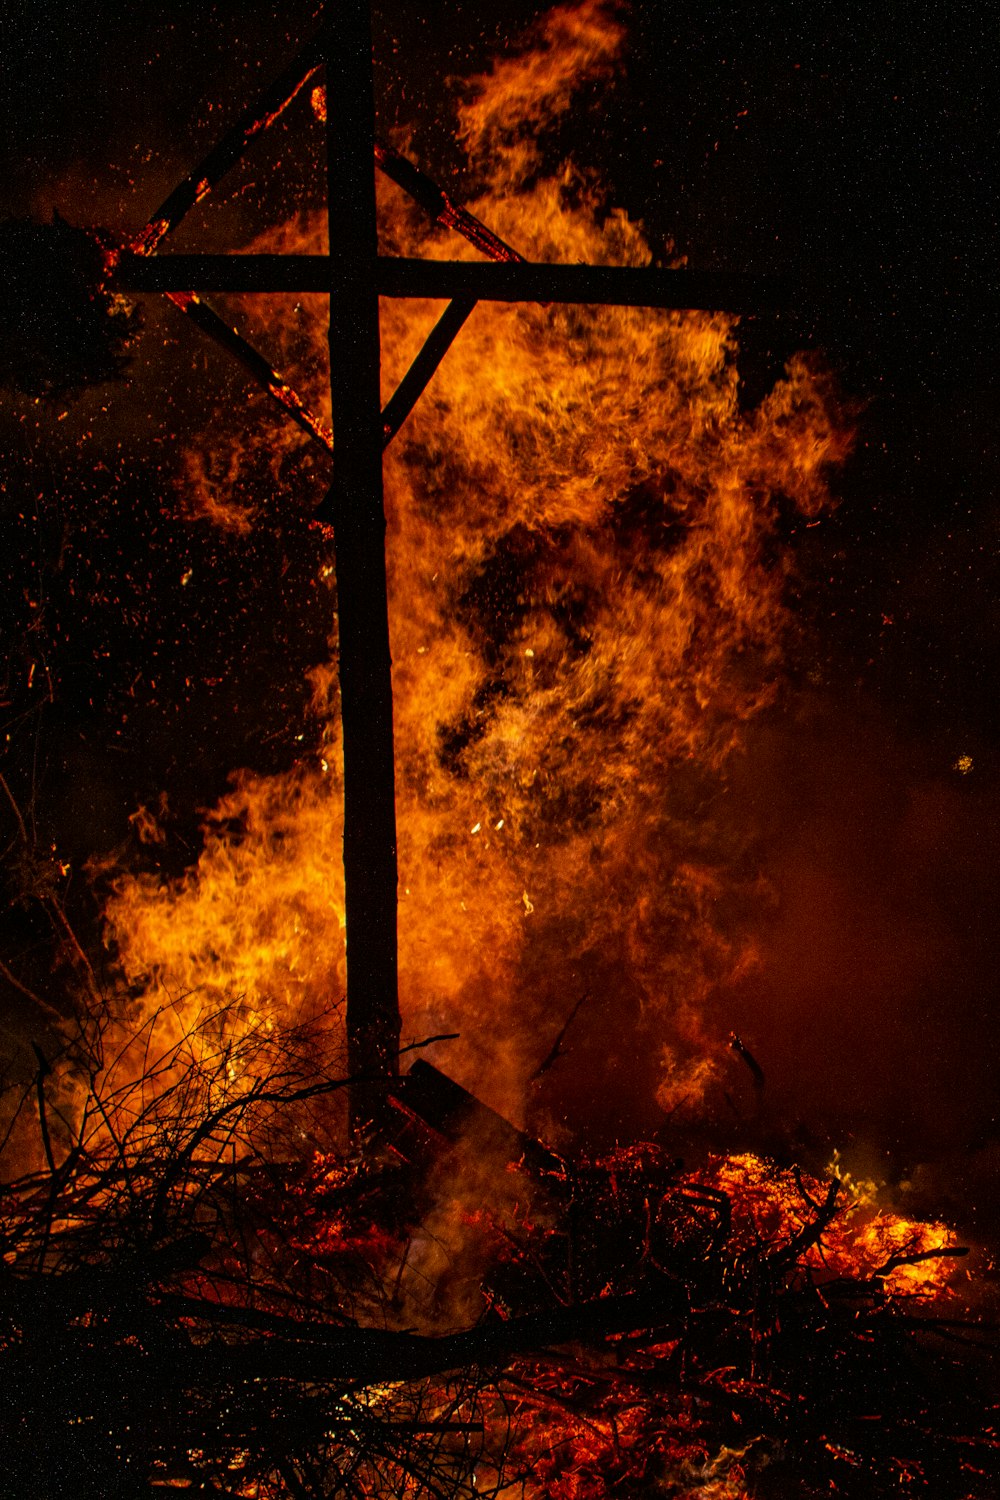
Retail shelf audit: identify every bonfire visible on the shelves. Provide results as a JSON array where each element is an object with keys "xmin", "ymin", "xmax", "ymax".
[{"xmin": 1, "ymin": 4, "xmax": 995, "ymax": 1497}]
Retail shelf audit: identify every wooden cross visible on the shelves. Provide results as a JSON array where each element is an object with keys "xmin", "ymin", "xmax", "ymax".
[{"xmin": 109, "ymin": 3, "xmax": 783, "ymax": 1131}]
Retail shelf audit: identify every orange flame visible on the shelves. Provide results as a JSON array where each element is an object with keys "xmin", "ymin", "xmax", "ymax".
[
  {"xmin": 700, "ymin": 1151, "xmax": 961, "ymax": 1298},
  {"xmin": 105, "ymin": 3, "xmax": 852, "ymax": 1128}
]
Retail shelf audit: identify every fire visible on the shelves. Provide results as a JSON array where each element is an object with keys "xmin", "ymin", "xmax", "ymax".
[
  {"xmin": 2, "ymin": 12, "xmax": 992, "ymax": 1498},
  {"xmin": 698, "ymin": 1151, "xmax": 961, "ymax": 1298},
  {"xmin": 253, "ymin": 1120, "xmax": 965, "ymax": 1497},
  {"xmin": 105, "ymin": 1, "xmax": 852, "ymax": 1136},
  {"xmin": 108, "ymin": 765, "xmax": 346, "ymax": 1037}
]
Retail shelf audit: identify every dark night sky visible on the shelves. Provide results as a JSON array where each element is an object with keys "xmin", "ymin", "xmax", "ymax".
[{"xmin": 1, "ymin": 1, "xmax": 999, "ymax": 1194}]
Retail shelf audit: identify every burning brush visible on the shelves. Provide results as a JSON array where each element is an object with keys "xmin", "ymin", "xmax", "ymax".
[{"xmin": 0, "ymin": 1022, "xmax": 992, "ymax": 1500}]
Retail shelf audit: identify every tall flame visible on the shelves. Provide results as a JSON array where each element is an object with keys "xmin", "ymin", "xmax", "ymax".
[{"xmin": 104, "ymin": 1, "xmax": 852, "ymax": 1129}]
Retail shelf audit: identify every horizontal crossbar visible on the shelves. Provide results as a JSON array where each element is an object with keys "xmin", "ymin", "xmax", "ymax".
[{"xmin": 113, "ymin": 254, "xmax": 788, "ymax": 310}]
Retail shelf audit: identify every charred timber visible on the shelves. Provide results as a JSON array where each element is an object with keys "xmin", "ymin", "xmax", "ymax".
[
  {"xmin": 161, "ymin": 1287, "xmax": 688, "ymax": 1387},
  {"xmin": 168, "ymin": 292, "xmax": 332, "ymax": 450},
  {"xmin": 381, "ymin": 295, "xmax": 478, "ymax": 442},
  {"xmin": 321, "ymin": 2, "xmax": 400, "ymax": 1121},
  {"xmin": 113, "ymin": 254, "xmax": 790, "ymax": 311},
  {"xmin": 130, "ymin": 38, "xmax": 323, "ymax": 256},
  {"xmin": 390, "ymin": 1059, "xmax": 568, "ymax": 1181},
  {"xmin": 373, "ymin": 141, "xmax": 523, "ymax": 265}
]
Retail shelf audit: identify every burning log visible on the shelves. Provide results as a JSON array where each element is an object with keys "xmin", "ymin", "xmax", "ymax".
[
  {"xmin": 390, "ymin": 1059, "xmax": 568, "ymax": 1181},
  {"xmin": 166, "ymin": 289, "xmax": 333, "ymax": 451},
  {"xmin": 371, "ymin": 141, "xmax": 524, "ymax": 266},
  {"xmin": 130, "ymin": 38, "xmax": 324, "ymax": 257},
  {"xmin": 115, "ymin": 251, "xmax": 788, "ymax": 308}
]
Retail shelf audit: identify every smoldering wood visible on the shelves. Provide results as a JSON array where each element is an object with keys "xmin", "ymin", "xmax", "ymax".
[
  {"xmin": 128, "ymin": 20, "xmax": 520, "ymax": 269},
  {"xmin": 172, "ymin": 291, "xmax": 332, "ymax": 450},
  {"xmin": 390, "ymin": 1059, "xmax": 567, "ymax": 1180},
  {"xmin": 3, "ymin": 1027, "xmax": 987, "ymax": 1500},
  {"xmin": 129, "ymin": 74, "xmax": 529, "ymax": 450},
  {"xmin": 372, "ymin": 141, "xmax": 524, "ymax": 265},
  {"xmin": 130, "ymin": 37, "xmax": 325, "ymax": 255}
]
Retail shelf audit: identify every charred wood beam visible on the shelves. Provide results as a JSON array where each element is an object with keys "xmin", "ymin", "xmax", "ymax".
[
  {"xmin": 165, "ymin": 291, "xmax": 332, "ymax": 451},
  {"xmin": 130, "ymin": 38, "xmax": 324, "ymax": 255},
  {"xmin": 390, "ymin": 1060, "xmax": 567, "ymax": 1180},
  {"xmin": 379, "ymin": 261, "xmax": 788, "ymax": 309},
  {"xmin": 372, "ymin": 142, "xmax": 523, "ymax": 264},
  {"xmin": 115, "ymin": 254, "xmax": 788, "ymax": 310},
  {"xmin": 372, "ymin": 146, "xmax": 525, "ymax": 441},
  {"xmin": 380, "ymin": 294, "xmax": 477, "ymax": 442},
  {"xmin": 321, "ymin": 1, "xmax": 400, "ymax": 1127}
]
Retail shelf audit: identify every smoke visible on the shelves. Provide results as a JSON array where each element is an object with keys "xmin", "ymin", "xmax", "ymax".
[{"xmin": 711, "ymin": 689, "xmax": 1000, "ymax": 1206}]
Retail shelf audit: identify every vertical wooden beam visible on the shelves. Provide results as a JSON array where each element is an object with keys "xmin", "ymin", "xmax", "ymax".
[{"xmin": 322, "ymin": 1, "xmax": 400, "ymax": 1128}]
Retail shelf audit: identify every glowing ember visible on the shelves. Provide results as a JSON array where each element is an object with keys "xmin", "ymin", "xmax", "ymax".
[{"xmin": 698, "ymin": 1151, "xmax": 962, "ymax": 1298}]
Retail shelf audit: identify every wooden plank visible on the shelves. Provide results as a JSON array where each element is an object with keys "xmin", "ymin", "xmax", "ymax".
[
  {"xmin": 320, "ymin": 1, "xmax": 400, "ymax": 1127},
  {"xmin": 380, "ymin": 295, "xmax": 477, "ymax": 442},
  {"xmin": 373, "ymin": 141, "xmax": 523, "ymax": 264},
  {"xmin": 379, "ymin": 259, "xmax": 789, "ymax": 309},
  {"xmin": 115, "ymin": 253, "xmax": 788, "ymax": 310},
  {"xmin": 164, "ymin": 292, "xmax": 332, "ymax": 450}
]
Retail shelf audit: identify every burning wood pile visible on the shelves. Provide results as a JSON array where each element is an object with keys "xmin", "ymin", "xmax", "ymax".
[
  {"xmin": 1, "ymin": 3, "xmax": 997, "ymax": 1497},
  {"xmin": 1, "ymin": 1014, "xmax": 992, "ymax": 1500}
]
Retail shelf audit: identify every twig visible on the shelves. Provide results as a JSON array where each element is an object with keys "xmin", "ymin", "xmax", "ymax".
[
  {"xmin": 0, "ymin": 768, "xmax": 29, "ymax": 844},
  {"xmin": 30, "ymin": 1042, "xmax": 56, "ymax": 1176},
  {"xmin": 398, "ymin": 1033, "xmax": 460, "ymax": 1058},
  {"xmin": 729, "ymin": 1031, "xmax": 765, "ymax": 1093},
  {"xmin": 531, "ymin": 992, "xmax": 590, "ymax": 1081}
]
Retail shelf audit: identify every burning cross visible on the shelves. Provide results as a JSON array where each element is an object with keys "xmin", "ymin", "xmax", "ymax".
[{"xmin": 103, "ymin": 3, "xmax": 783, "ymax": 1131}]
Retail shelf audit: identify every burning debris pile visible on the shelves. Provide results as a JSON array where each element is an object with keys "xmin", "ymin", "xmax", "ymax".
[
  {"xmin": 1, "ymin": 2, "xmax": 997, "ymax": 1497},
  {"xmin": 0, "ymin": 1018, "xmax": 990, "ymax": 1500}
]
